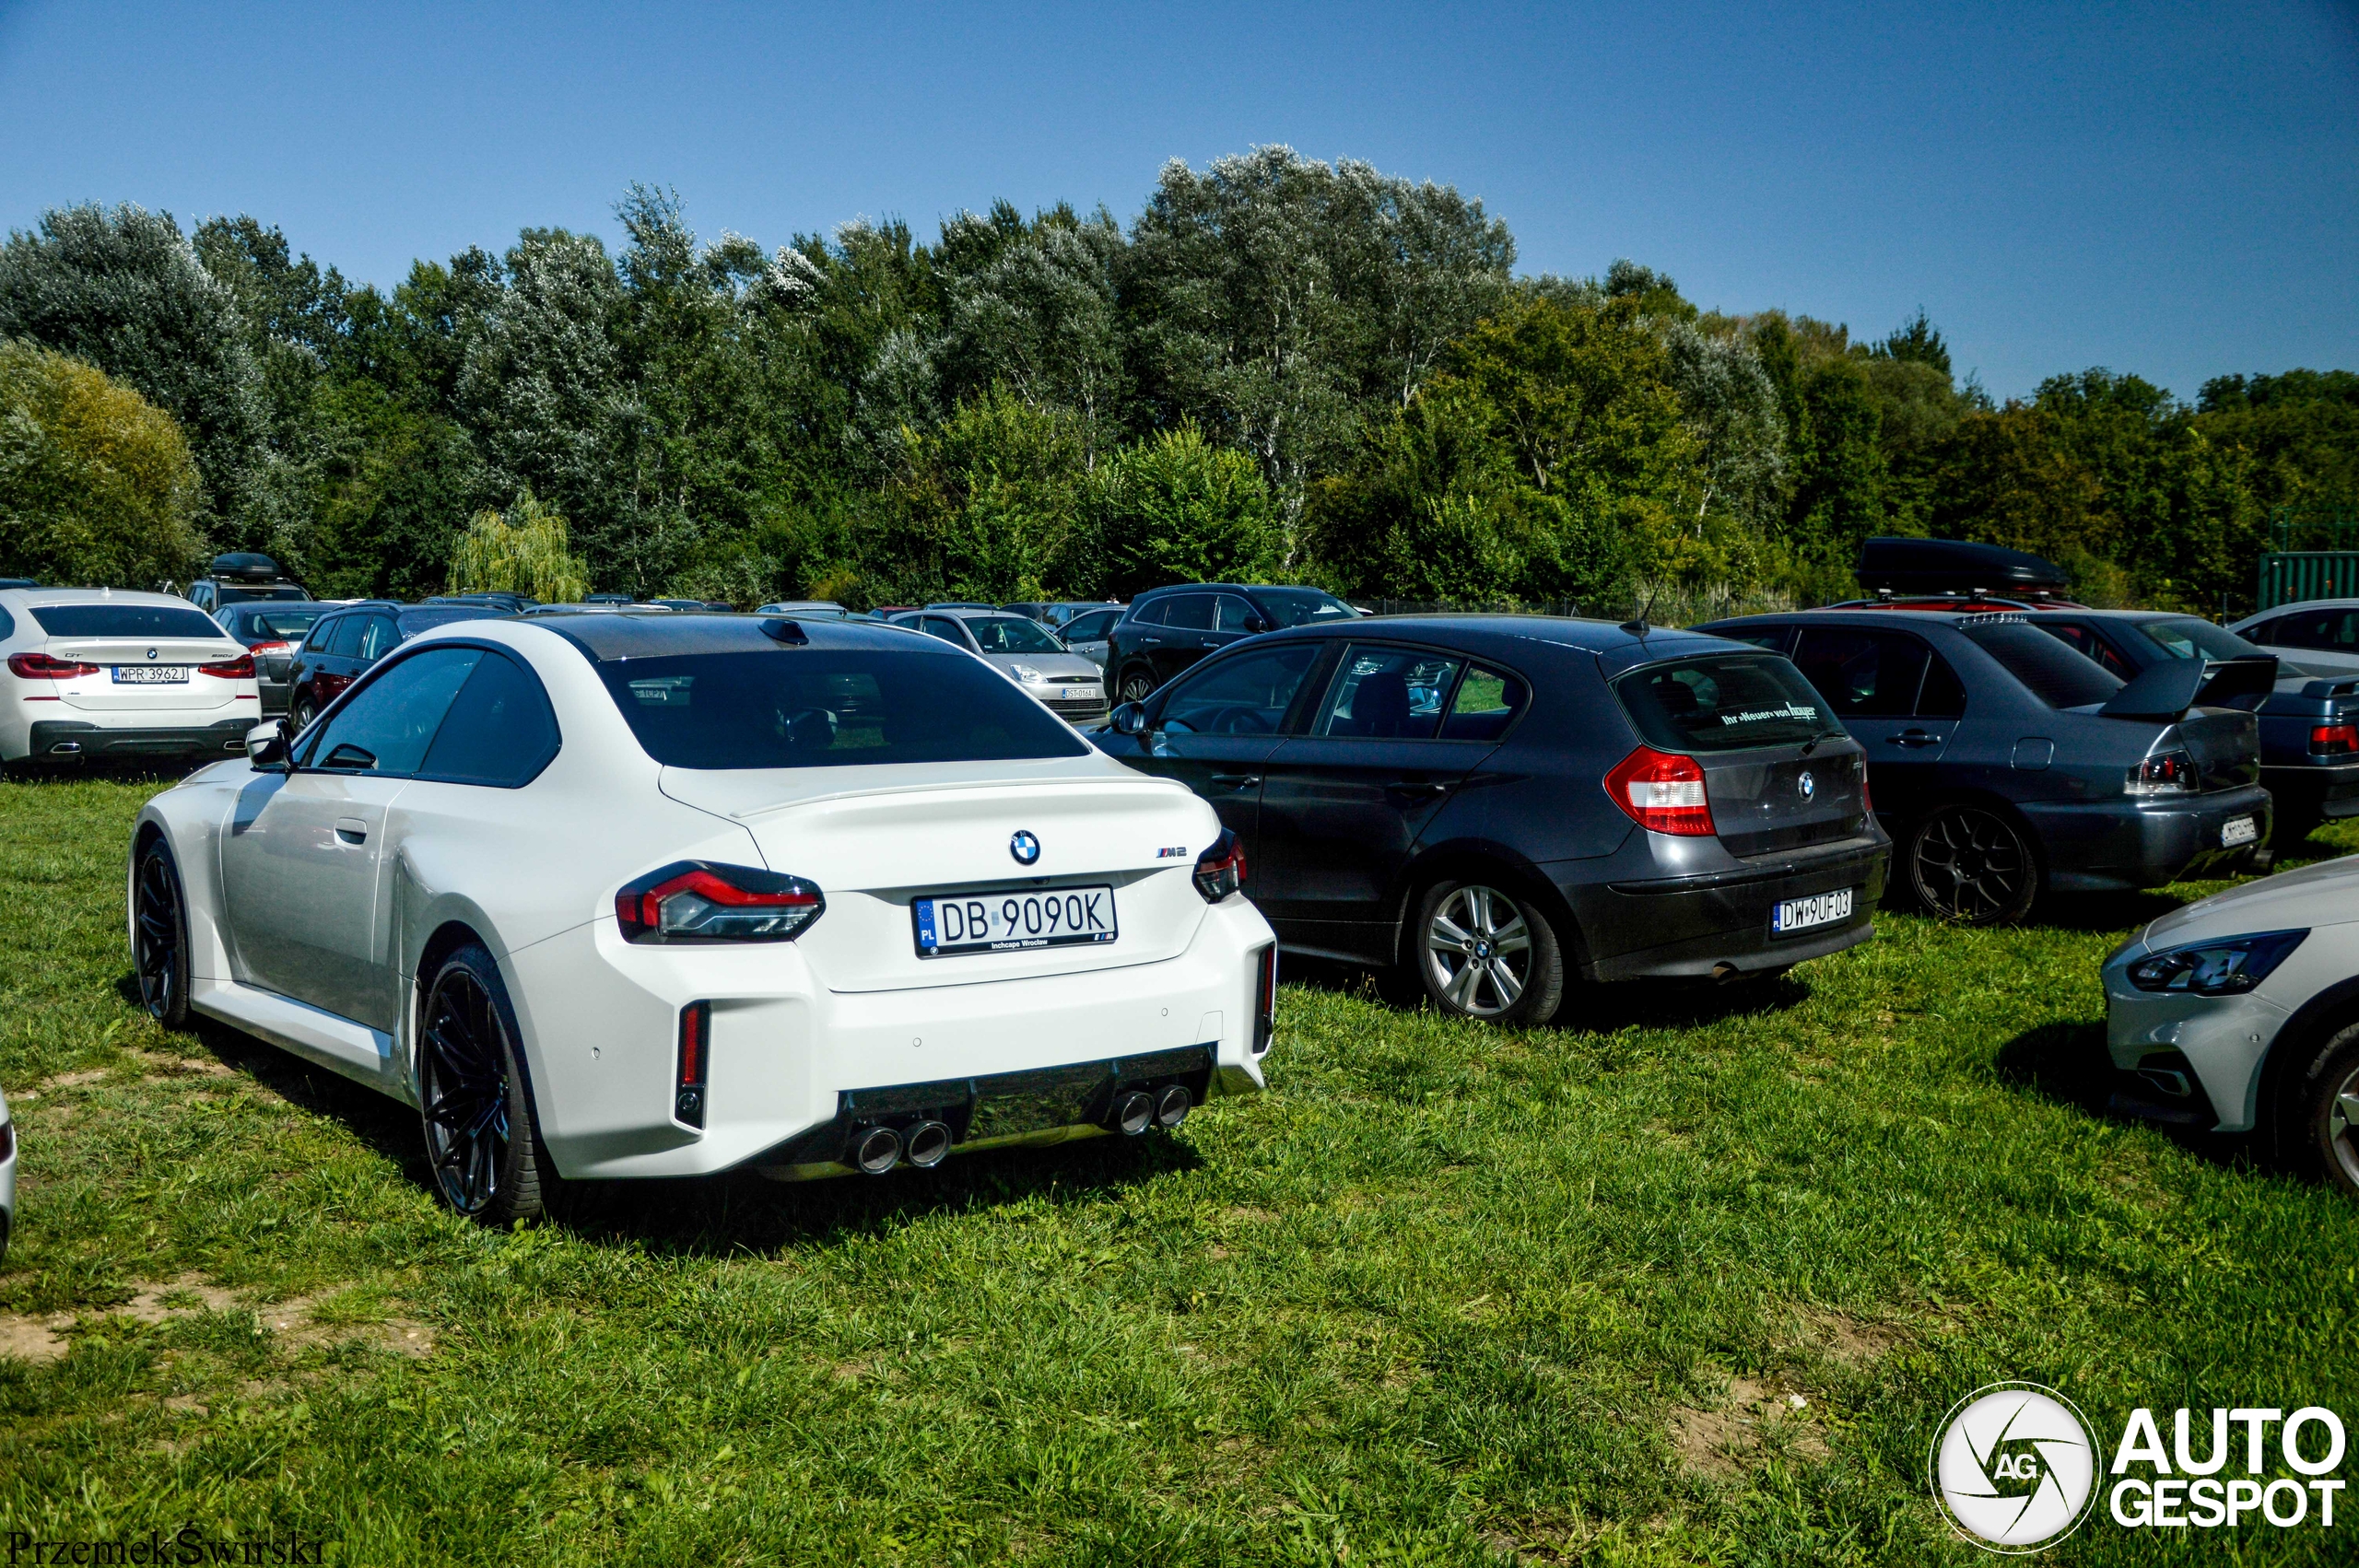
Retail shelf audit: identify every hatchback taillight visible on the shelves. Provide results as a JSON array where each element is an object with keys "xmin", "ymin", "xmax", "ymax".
[
  {"xmin": 2127, "ymin": 747, "xmax": 2199, "ymax": 796},
  {"xmin": 7, "ymin": 651, "xmax": 99, "ymax": 680},
  {"xmin": 247, "ymin": 639, "xmax": 293, "ymax": 656},
  {"xmin": 2312, "ymin": 723, "xmax": 2358, "ymax": 757},
  {"xmin": 615, "ymin": 861, "xmax": 825, "ymax": 942},
  {"xmin": 198, "ymin": 653, "xmax": 255, "ymax": 680},
  {"xmin": 1193, "ymin": 829, "xmax": 1248, "ymax": 903},
  {"xmin": 1603, "ymin": 746, "xmax": 1715, "ymax": 837}
]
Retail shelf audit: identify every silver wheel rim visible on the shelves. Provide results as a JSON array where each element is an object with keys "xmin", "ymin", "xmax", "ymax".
[
  {"xmin": 2328, "ymin": 1063, "xmax": 2359, "ymax": 1188},
  {"xmin": 1121, "ymin": 672, "xmax": 1153, "ymax": 703},
  {"xmin": 1424, "ymin": 884, "xmax": 1532, "ymax": 1018}
]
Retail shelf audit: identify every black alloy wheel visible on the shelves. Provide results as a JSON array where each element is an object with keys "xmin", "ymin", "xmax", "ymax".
[
  {"xmin": 417, "ymin": 943, "xmax": 552, "ymax": 1225},
  {"xmin": 1118, "ymin": 667, "xmax": 1156, "ymax": 706},
  {"xmin": 2293, "ymin": 1021, "xmax": 2359, "ymax": 1199},
  {"xmin": 1907, "ymin": 804, "xmax": 2039, "ymax": 925},
  {"xmin": 133, "ymin": 839, "xmax": 192, "ymax": 1029},
  {"xmin": 1411, "ymin": 878, "xmax": 1566, "ymax": 1025}
]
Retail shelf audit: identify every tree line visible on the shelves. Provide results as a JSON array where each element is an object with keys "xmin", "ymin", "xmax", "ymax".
[{"xmin": 3, "ymin": 146, "xmax": 2353, "ymax": 616}]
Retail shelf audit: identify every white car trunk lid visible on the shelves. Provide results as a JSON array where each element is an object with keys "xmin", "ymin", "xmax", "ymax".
[
  {"xmin": 658, "ymin": 765, "xmax": 1219, "ymax": 992},
  {"xmin": 46, "ymin": 637, "xmax": 245, "ymax": 712}
]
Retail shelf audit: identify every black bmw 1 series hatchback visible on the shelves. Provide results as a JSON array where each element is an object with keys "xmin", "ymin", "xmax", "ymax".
[{"xmin": 1091, "ymin": 615, "xmax": 1892, "ymax": 1024}]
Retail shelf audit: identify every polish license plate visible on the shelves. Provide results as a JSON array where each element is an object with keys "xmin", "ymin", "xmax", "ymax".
[
  {"xmin": 1062, "ymin": 687, "xmax": 1096, "ymax": 700},
  {"xmin": 2222, "ymin": 815, "xmax": 2258, "ymax": 848},
  {"xmin": 111, "ymin": 664, "xmax": 189, "ymax": 684},
  {"xmin": 913, "ymin": 884, "xmax": 1118, "ymax": 957},
  {"xmin": 1771, "ymin": 887, "xmax": 1854, "ymax": 936}
]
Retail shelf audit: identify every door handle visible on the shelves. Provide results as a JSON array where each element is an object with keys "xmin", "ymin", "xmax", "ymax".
[
  {"xmin": 334, "ymin": 817, "xmax": 368, "ymax": 845},
  {"xmin": 1386, "ymin": 780, "xmax": 1452, "ymax": 797},
  {"xmin": 1887, "ymin": 730, "xmax": 1941, "ymax": 748},
  {"xmin": 1208, "ymin": 774, "xmax": 1262, "ymax": 789}
]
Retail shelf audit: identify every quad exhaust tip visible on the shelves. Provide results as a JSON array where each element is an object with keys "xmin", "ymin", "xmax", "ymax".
[
  {"xmin": 1110, "ymin": 1089, "xmax": 1155, "ymax": 1137},
  {"xmin": 850, "ymin": 1124, "xmax": 901, "ymax": 1176},
  {"xmin": 903, "ymin": 1119, "xmax": 953, "ymax": 1169},
  {"xmin": 1153, "ymin": 1084, "xmax": 1191, "ymax": 1129}
]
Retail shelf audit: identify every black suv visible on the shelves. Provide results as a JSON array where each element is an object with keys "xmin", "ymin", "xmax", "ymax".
[
  {"xmin": 185, "ymin": 553, "xmax": 311, "ymax": 615},
  {"xmin": 1106, "ymin": 583, "xmax": 1358, "ymax": 704},
  {"xmin": 286, "ymin": 602, "xmax": 507, "ymax": 731},
  {"xmin": 1094, "ymin": 615, "xmax": 1889, "ymax": 1024}
]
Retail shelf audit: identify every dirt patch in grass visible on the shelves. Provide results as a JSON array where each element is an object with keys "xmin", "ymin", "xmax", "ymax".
[
  {"xmin": 1799, "ymin": 1309, "xmax": 1901, "ymax": 1368},
  {"xmin": 126, "ymin": 1047, "xmax": 235, "ymax": 1078},
  {"xmin": 1668, "ymin": 1376, "xmax": 1829, "ymax": 1480},
  {"xmin": 120, "ymin": 1277, "xmax": 242, "ymax": 1322},
  {"xmin": 0, "ymin": 1311, "xmax": 72, "ymax": 1363}
]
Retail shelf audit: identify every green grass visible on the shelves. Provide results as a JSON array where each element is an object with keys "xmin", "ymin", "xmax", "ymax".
[{"xmin": 4, "ymin": 769, "xmax": 2357, "ymax": 1565}]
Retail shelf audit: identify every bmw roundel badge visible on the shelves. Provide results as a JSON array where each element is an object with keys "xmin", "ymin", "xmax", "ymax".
[
  {"xmin": 1797, "ymin": 770, "xmax": 1815, "ymax": 802},
  {"xmin": 1010, "ymin": 830, "xmax": 1040, "ymax": 865}
]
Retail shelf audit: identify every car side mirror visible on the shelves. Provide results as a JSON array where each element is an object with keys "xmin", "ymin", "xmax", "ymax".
[
  {"xmin": 1110, "ymin": 702, "xmax": 1149, "ymax": 736},
  {"xmin": 245, "ymin": 720, "xmax": 291, "ymax": 771},
  {"xmin": 1245, "ymin": 615, "xmax": 1271, "ymax": 634}
]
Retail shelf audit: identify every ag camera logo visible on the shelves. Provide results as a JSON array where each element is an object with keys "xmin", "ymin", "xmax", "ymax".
[{"xmin": 1930, "ymin": 1383, "xmax": 2099, "ymax": 1553}]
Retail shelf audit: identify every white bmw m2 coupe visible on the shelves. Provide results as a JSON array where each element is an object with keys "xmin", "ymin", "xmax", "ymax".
[{"xmin": 130, "ymin": 613, "xmax": 1275, "ymax": 1223}]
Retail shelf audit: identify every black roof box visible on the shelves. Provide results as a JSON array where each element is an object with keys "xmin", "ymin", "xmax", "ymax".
[
  {"xmin": 1855, "ymin": 536, "xmax": 2068, "ymax": 595},
  {"xmin": 209, "ymin": 552, "xmax": 284, "ymax": 581}
]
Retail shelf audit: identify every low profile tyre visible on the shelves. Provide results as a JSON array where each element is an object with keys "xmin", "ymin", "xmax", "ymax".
[
  {"xmin": 1410, "ymin": 878, "xmax": 1565, "ymax": 1026},
  {"xmin": 417, "ymin": 943, "xmax": 557, "ymax": 1226},
  {"xmin": 133, "ymin": 837, "xmax": 193, "ymax": 1030},
  {"xmin": 1117, "ymin": 666, "xmax": 1156, "ymax": 706},
  {"xmin": 288, "ymin": 695, "xmax": 318, "ymax": 735},
  {"xmin": 2290, "ymin": 1020, "xmax": 2359, "ymax": 1199},
  {"xmin": 1907, "ymin": 804, "xmax": 2039, "ymax": 925}
]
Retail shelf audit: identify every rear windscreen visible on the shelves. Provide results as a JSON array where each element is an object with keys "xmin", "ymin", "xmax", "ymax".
[
  {"xmin": 598, "ymin": 649, "xmax": 1091, "ymax": 769},
  {"xmin": 29, "ymin": 603, "xmax": 227, "ymax": 640},
  {"xmin": 241, "ymin": 607, "xmax": 325, "ymax": 639},
  {"xmin": 1961, "ymin": 622, "xmax": 2123, "ymax": 708},
  {"xmin": 1613, "ymin": 653, "xmax": 1843, "ymax": 754}
]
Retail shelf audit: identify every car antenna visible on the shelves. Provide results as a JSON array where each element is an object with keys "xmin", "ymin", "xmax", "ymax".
[
  {"xmin": 758, "ymin": 617, "xmax": 808, "ymax": 646},
  {"xmin": 1619, "ymin": 588, "xmax": 1659, "ymax": 638}
]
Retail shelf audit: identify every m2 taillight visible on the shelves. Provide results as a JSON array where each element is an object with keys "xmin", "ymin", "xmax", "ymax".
[
  {"xmin": 615, "ymin": 861, "xmax": 825, "ymax": 942},
  {"xmin": 675, "ymin": 1001, "xmax": 710, "ymax": 1127},
  {"xmin": 7, "ymin": 651, "xmax": 99, "ymax": 680},
  {"xmin": 2312, "ymin": 723, "xmax": 2358, "ymax": 757},
  {"xmin": 198, "ymin": 653, "xmax": 255, "ymax": 679},
  {"xmin": 1193, "ymin": 828, "xmax": 1248, "ymax": 903},
  {"xmin": 1603, "ymin": 746, "xmax": 1716, "ymax": 837}
]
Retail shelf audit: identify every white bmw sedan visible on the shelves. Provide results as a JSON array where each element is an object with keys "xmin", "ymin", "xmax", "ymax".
[
  {"xmin": 129, "ymin": 613, "xmax": 1274, "ymax": 1223},
  {"xmin": 3, "ymin": 588, "xmax": 261, "ymax": 765}
]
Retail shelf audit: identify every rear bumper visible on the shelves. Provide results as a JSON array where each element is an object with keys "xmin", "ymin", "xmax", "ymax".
[
  {"xmin": 25, "ymin": 715, "xmax": 254, "ymax": 761},
  {"xmin": 501, "ymin": 896, "xmax": 1275, "ymax": 1179},
  {"xmin": 2259, "ymin": 760, "xmax": 2359, "ymax": 821},
  {"xmin": 1558, "ymin": 833, "xmax": 1890, "ymax": 982},
  {"xmin": 2020, "ymin": 785, "xmax": 2272, "ymax": 893}
]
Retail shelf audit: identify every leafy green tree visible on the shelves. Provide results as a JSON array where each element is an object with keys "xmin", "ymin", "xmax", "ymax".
[
  {"xmin": 888, "ymin": 389, "xmax": 1095, "ymax": 602},
  {"xmin": 447, "ymin": 489, "xmax": 589, "ymax": 602},
  {"xmin": 1098, "ymin": 423, "xmax": 1282, "ymax": 597},
  {"xmin": 0, "ymin": 339, "xmax": 204, "ymax": 587},
  {"xmin": 0, "ymin": 203, "xmax": 276, "ymax": 546}
]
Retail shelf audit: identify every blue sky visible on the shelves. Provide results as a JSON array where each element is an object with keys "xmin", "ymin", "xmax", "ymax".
[{"xmin": 1, "ymin": 0, "xmax": 2353, "ymax": 401}]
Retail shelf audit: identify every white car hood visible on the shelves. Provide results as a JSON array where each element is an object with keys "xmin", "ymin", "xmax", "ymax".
[
  {"xmin": 2142, "ymin": 850, "xmax": 2359, "ymax": 948},
  {"xmin": 980, "ymin": 652, "xmax": 1102, "ymax": 683}
]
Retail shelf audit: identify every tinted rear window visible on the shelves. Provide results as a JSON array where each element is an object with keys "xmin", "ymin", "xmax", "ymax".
[
  {"xmin": 1614, "ymin": 653, "xmax": 1842, "ymax": 754},
  {"xmin": 1961, "ymin": 622, "xmax": 2123, "ymax": 708},
  {"xmin": 2131, "ymin": 617, "xmax": 2266, "ymax": 662},
  {"xmin": 598, "ymin": 649, "xmax": 1091, "ymax": 769},
  {"xmin": 238, "ymin": 606, "xmax": 326, "ymax": 639},
  {"xmin": 29, "ymin": 603, "xmax": 226, "ymax": 639}
]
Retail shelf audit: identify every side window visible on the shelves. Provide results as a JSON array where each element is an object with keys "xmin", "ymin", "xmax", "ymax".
[
  {"xmin": 1215, "ymin": 595, "xmax": 1262, "ymax": 633},
  {"xmin": 1126, "ymin": 599, "xmax": 1168, "ymax": 627},
  {"xmin": 1066, "ymin": 611, "xmax": 1113, "ymax": 641},
  {"xmin": 323, "ymin": 615, "xmax": 367, "ymax": 658},
  {"xmin": 1440, "ymin": 665, "xmax": 1530, "ymax": 742},
  {"xmin": 301, "ymin": 648, "xmax": 484, "ymax": 775},
  {"xmin": 1312, "ymin": 645, "xmax": 1464, "ymax": 740},
  {"xmin": 1157, "ymin": 643, "xmax": 1323, "ymax": 735},
  {"xmin": 1717, "ymin": 628, "xmax": 1792, "ymax": 653},
  {"xmin": 417, "ymin": 650, "xmax": 562, "ymax": 787},
  {"xmin": 358, "ymin": 615, "xmax": 400, "ymax": 661},
  {"xmin": 2037, "ymin": 621, "xmax": 2136, "ymax": 678},
  {"xmin": 215, "ymin": 607, "xmax": 237, "ymax": 632},
  {"xmin": 1161, "ymin": 593, "xmax": 1216, "ymax": 632},
  {"xmin": 1917, "ymin": 650, "xmax": 1968, "ymax": 718},
  {"xmin": 0, "ymin": 605, "xmax": 13, "ymax": 640},
  {"xmin": 1791, "ymin": 628, "xmax": 1932, "ymax": 718},
  {"xmin": 190, "ymin": 585, "xmax": 212, "ymax": 611},
  {"xmin": 920, "ymin": 615, "xmax": 966, "ymax": 645}
]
